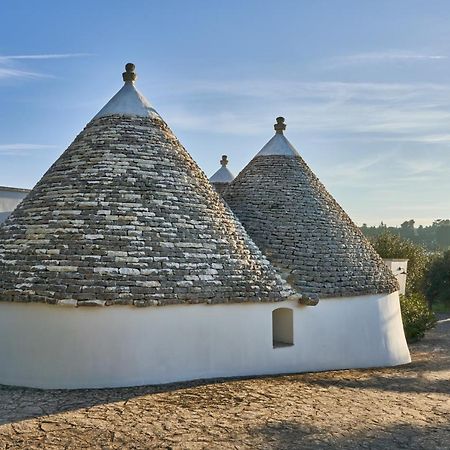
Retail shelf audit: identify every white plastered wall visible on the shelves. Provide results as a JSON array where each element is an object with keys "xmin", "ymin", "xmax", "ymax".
[
  {"xmin": 384, "ymin": 259, "xmax": 409, "ymax": 295},
  {"xmin": 0, "ymin": 190, "xmax": 28, "ymax": 223},
  {"xmin": 0, "ymin": 292, "xmax": 410, "ymax": 389}
]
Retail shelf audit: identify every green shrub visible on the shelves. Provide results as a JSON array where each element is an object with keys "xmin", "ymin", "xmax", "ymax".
[
  {"xmin": 369, "ymin": 232, "xmax": 429, "ymax": 295},
  {"xmin": 423, "ymin": 250, "xmax": 450, "ymax": 307},
  {"xmin": 400, "ymin": 293, "xmax": 436, "ymax": 342}
]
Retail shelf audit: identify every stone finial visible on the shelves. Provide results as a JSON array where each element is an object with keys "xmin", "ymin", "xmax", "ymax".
[
  {"xmin": 220, "ymin": 155, "xmax": 229, "ymax": 167},
  {"xmin": 274, "ymin": 117, "xmax": 286, "ymax": 134},
  {"xmin": 122, "ymin": 63, "xmax": 137, "ymax": 83}
]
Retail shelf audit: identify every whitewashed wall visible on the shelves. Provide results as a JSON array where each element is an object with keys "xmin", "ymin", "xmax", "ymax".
[
  {"xmin": 384, "ymin": 259, "xmax": 408, "ymax": 295},
  {"xmin": 0, "ymin": 292, "xmax": 410, "ymax": 389}
]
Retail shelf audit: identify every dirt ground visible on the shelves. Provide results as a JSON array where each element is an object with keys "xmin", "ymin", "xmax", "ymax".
[{"xmin": 0, "ymin": 315, "xmax": 449, "ymax": 450}]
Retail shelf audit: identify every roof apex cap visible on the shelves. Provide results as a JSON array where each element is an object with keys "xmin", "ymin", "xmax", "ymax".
[
  {"xmin": 274, "ymin": 117, "xmax": 286, "ymax": 134},
  {"xmin": 220, "ymin": 155, "xmax": 229, "ymax": 166},
  {"xmin": 122, "ymin": 63, "xmax": 137, "ymax": 83}
]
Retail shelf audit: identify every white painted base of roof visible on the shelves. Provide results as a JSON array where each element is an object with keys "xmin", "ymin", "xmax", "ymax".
[
  {"xmin": 209, "ymin": 167, "xmax": 234, "ymax": 183},
  {"xmin": 256, "ymin": 133, "xmax": 300, "ymax": 157},
  {"xmin": 93, "ymin": 82, "xmax": 161, "ymax": 120},
  {"xmin": 210, "ymin": 166, "xmax": 235, "ymax": 183},
  {"xmin": 0, "ymin": 292, "xmax": 410, "ymax": 389}
]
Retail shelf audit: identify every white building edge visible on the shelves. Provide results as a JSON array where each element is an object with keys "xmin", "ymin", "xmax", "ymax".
[
  {"xmin": 0, "ymin": 186, "xmax": 30, "ymax": 223},
  {"xmin": 0, "ymin": 66, "xmax": 410, "ymax": 389}
]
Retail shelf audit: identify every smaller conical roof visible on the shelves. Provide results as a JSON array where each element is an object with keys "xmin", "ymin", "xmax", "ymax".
[
  {"xmin": 210, "ymin": 155, "xmax": 235, "ymax": 194},
  {"xmin": 224, "ymin": 117, "xmax": 398, "ymax": 298}
]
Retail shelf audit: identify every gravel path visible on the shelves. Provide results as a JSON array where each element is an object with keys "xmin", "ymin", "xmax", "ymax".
[{"xmin": 0, "ymin": 315, "xmax": 449, "ymax": 449}]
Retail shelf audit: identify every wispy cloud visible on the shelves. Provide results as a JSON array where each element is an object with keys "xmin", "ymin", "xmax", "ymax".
[
  {"xmin": 162, "ymin": 79, "xmax": 450, "ymax": 141},
  {"xmin": 322, "ymin": 152, "xmax": 394, "ymax": 181},
  {"xmin": 402, "ymin": 158, "xmax": 447, "ymax": 176},
  {"xmin": 0, "ymin": 144, "xmax": 58, "ymax": 156},
  {"xmin": 326, "ymin": 51, "xmax": 447, "ymax": 67},
  {"xmin": 0, "ymin": 53, "xmax": 91, "ymax": 81},
  {"xmin": 159, "ymin": 76, "xmax": 450, "ymax": 203},
  {"xmin": 0, "ymin": 53, "xmax": 91, "ymax": 62},
  {"xmin": 0, "ymin": 68, "xmax": 47, "ymax": 79}
]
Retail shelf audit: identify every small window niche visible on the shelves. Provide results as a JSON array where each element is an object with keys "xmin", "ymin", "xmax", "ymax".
[{"xmin": 272, "ymin": 307, "xmax": 294, "ymax": 348}]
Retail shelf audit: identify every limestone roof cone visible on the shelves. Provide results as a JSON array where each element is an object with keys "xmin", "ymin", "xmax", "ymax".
[
  {"xmin": 0, "ymin": 65, "xmax": 293, "ymax": 307},
  {"xmin": 223, "ymin": 117, "xmax": 399, "ymax": 298},
  {"xmin": 209, "ymin": 155, "xmax": 235, "ymax": 194}
]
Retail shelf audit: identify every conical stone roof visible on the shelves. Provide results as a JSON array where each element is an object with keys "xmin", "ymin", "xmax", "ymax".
[
  {"xmin": 0, "ymin": 65, "xmax": 293, "ymax": 307},
  {"xmin": 210, "ymin": 155, "xmax": 235, "ymax": 195},
  {"xmin": 223, "ymin": 117, "xmax": 398, "ymax": 298}
]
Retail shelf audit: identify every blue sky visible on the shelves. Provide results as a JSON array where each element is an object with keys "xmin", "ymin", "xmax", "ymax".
[{"xmin": 1, "ymin": 0, "xmax": 450, "ymax": 226}]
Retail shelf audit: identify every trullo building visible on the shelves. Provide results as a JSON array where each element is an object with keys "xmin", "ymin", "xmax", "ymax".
[
  {"xmin": 209, "ymin": 154, "xmax": 235, "ymax": 194},
  {"xmin": 0, "ymin": 68, "xmax": 410, "ymax": 389}
]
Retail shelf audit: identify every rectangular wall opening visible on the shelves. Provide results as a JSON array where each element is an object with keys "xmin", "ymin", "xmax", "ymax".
[{"xmin": 272, "ymin": 307, "xmax": 294, "ymax": 348}]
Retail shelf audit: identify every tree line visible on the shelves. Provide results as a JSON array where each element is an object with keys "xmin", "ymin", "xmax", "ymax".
[{"xmin": 361, "ymin": 219, "xmax": 450, "ymax": 252}]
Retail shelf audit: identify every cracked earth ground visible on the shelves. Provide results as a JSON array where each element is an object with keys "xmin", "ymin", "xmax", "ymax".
[{"xmin": 0, "ymin": 314, "xmax": 449, "ymax": 449}]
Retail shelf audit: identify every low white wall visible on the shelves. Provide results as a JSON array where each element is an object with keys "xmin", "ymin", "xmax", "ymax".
[{"xmin": 0, "ymin": 292, "xmax": 410, "ymax": 389}]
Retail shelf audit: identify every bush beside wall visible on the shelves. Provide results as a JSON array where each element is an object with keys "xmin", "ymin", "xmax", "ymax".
[{"xmin": 400, "ymin": 293, "xmax": 436, "ymax": 342}]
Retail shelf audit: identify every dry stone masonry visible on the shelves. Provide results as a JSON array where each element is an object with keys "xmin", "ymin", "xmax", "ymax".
[
  {"xmin": 0, "ymin": 67, "xmax": 293, "ymax": 307},
  {"xmin": 223, "ymin": 118, "xmax": 399, "ymax": 298}
]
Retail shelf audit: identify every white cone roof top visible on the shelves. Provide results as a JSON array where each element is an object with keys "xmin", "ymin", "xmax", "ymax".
[
  {"xmin": 210, "ymin": 155, "xmax": 235, "ymax": 183},
  {"xmin": 94, "ymin": 63, "xmax": 161, "ymax": 120},
  {"xmin": 255, "ymin": 117, "xmax": 299, "ymax": 157}
]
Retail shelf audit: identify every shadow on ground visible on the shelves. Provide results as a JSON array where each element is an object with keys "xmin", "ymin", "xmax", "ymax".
[
  {"xmin": 255, "ymin": 420, "xmax": 450, "ymax": 450},
  {"xmin": 0, "ymin": 377, "xmax": 225, "ymax": 426},
  {"xmin": 295, "ymin": 352, "xmax": 450, "ymax": 395}
]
